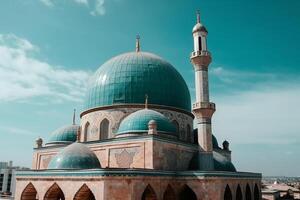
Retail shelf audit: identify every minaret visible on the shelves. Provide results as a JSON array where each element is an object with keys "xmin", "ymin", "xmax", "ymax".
[
  {"xmin": 72, "ymin": 109, "xmax": 76, "ymax": 125},
  {"xmin": 191, "ymin": 11, "xmax": 215, "ymax": 170}
]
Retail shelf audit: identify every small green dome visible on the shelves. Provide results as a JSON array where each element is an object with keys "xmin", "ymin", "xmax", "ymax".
[
  {"xmin": 48, "ymin": 143, "xmax": 101, "ymax": 170},
  {"xmin": 84, "ymin": 51, "xmax": 191, "ymax": 112},
  {"xmin": 46, "ymin": 125, "xmax": 79, "ymax": 145},
  {"xmin": 117, "ymin": 109, "xmax": 176, "ymax": 135},
  {"xmin": 213, "ymin": 151, "xmax": 236, "ymax": 172}
]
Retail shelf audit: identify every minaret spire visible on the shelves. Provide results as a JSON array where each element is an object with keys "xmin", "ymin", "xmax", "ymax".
[
  {"xmin": 136, "ymin": 35, "xmax": 140, "ymax": 52},
  {"xmin": 145, "ymin": 94, "xmax": 148, "ymax": 109},
  {"xmin": 196, "ymin": 10, "xmax": 200, "ymax": 23},
  {"xmin": 72, "ymin": 109, "xmax": 76, "ymax": 125}
]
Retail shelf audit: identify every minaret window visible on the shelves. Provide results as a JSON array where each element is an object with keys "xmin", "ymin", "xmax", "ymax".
[{"xmin": 198, "ymin": 37, "xmax": 202, "ymax": 51}]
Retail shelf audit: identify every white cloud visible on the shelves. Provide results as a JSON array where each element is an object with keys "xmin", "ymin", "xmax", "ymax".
[
  {"xmin": 74, "ymin": 0, "xmax": 89, "ymax": 6},
  {"xmin": 210, "ymin": 66, "xmax": 276, "ymax": 84},
  {"xmin": 39, "ymin": 0, "xmax": 107, "ymax": 16},
  {"xmin": 0, "ymin": 126, "xmax": 36, "ymax": 136},
  {"xmin": 90, "ymin": 0, "xmax": 106, "ymax": 16},
  {"xmin": 0, "ymin": 34, "xmax": 91, "ymax": 103},
  {"xmin": 213, "ymin": 84, "xmax": 300, "ymax": 145},
  {"xmin": 40, "ymin": 0, "xmax": 54, "ymax": 7}
]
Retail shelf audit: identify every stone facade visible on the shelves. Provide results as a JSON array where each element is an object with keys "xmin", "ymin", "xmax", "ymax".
[
  {"xmin": 80, "ymin": 106, "xmax": 194, "ymax": 143},
  {"xmin": 16, "ymin": 170, "xmax": 261, "ymax": 200},
  {"xmin": 32, "ymin": 136, "xmax": 198, "ymax": 171}
]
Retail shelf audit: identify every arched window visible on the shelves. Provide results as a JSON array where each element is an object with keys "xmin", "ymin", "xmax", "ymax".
[
  {"xmin": 172, "ymin": 120, "xmax": 179, "ymax": 136},
  {"xmin": 74, "ymin": 184, "xmax": 95, "ymax": 200},
  {"xmin": 254, "ymin": 184, "xmax": 260, "ymax": 200},
  {"xmin": 224, "ymin": 185, "xmax": 232, "ymax": 200},
  {"xmin": 246, "ymin": 184, "xmax": 251, "ymax": 200},
  {"xmin": 142, "ymin": 184, "xmax": 157, "ymax": 200},
  {"xmin": 163, "ymin": 185, "xmax": 175, "ymax": 200},
  {"xmin": 236, "ymin": 185, "xmax": 243, "ymax": 200},
  {"xmin": 84, "ymin": 122, "xmax": 90, "ymax": 142},
  {"xmin": 100, "ymin": 119, "xmax": 109, "ymax": 140},
  {"xmin": 44, "ymin": 183, "xmax": 65, "ymax": 200},
  {"xmin": 179, "ymin": 185, "xmax": 197, "ymax": 200},
  {"xmin": 21, "ymin": 183, "xmax": 38, "ymax": 200},
  {"xmin": 186, "ymin": 124, "xmax": 191, "ymax": 142},
  {"xmin": 198, "ymin": 37, "xmax": 202, "ymax": 51}
]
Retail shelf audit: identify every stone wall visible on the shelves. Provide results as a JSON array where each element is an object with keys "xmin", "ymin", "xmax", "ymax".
[
  {"xmin": 16, "ymin": 172, "xmax": 261, "ymax": 200},
  {"xmin": 80, "ymin": 106, "xmax": 194, "ymax": 143},
  {"xmin": 32, "ymin": 136, "xmax": 197, "ymax": 171},
  {"xmin": 152, "ymin": 139, "xmax": 197, "ymax": 170},
  {"xmin": 32, "ymin": 146, "xmax": 62, "ymax": 170}
]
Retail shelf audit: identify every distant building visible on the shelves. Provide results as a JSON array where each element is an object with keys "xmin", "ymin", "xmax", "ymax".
[
  {"xmin": 0, "ymin": 161, "xmax": 14, "ymax": 196},
  {"xmin": 262, "ymin": 182, "xmax": 300, "ymax": 200},
  {"xmin": 262, "ymin": 190, "xmax": 281, "ymax": 200},
  {"xmin": 0, "ymin": 161, "xmax": 29, "ymax": 199},
  {"xmin": 0, "ymin": 161, "xmax": 15, "ymax": 194}
]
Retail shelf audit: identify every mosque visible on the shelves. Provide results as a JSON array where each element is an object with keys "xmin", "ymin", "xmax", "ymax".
[{"xmin": 15, "ymin": 12, "xmax": 262, "ymax": 200}]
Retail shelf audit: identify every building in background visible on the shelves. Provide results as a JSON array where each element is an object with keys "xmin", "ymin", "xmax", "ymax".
[
  {"xmin": 0, "ymin": 161, "xmax": 14, "ymax": 197},
  {"xmin": 14, "ymin": 11, "xmax": 262, "ymax": 200},
  {"xmin": 0, "ymin": 161, "xmax": 29, "ymax": 199},
  {"xmin": 262, "ymin": 181, "xmax": 300, "ymax": 200}
]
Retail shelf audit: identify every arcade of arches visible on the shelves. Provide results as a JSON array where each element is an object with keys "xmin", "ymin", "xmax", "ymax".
[{"xmin": 20, "ymin": 182, "xmax": 260, "ymax": 200}]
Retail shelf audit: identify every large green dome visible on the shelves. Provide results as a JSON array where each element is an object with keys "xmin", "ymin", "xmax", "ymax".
[
  {"xmin": 84, "ymin": 52, "xmax": 191, "ymax": 111},
  {"xmin": 117, "ymin": 109, "xmax": 176, "ymax": 135}
]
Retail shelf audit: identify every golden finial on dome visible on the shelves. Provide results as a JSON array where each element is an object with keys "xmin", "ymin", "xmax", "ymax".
[
  {"xmin": 145, "ymin": 94, "xmax": 148, "ymax": 109},
  {"xmin": 196, "ymin": 10, "xmax": 200, "ymax": 23},
  {"xmin": 136, "ymin": 35, "xmax": 140, "ymax": 52}
]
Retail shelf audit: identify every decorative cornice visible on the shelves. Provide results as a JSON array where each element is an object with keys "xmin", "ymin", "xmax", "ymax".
[
  {"xmin": 34, "ymin": 135, "xmax": 199, "ymax": 151},
  {"xmin": 80, "ymin": 104, "xmax": 194, "ymax": 118},
  {"xmin": 15, "ymin": 169, "xmax": 262, "ymax": 179}
]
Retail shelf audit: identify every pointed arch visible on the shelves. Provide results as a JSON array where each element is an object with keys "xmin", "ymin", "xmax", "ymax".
[
  {"xmin": 99, "ymin": 118, "xmax": 109, "ymax": 140},
  {"xmin": 21, "ymin": 183, "xmax": 38, "ymax": 200},
  {"xmin": 245, "ymin": 184, "xmax": 252, "ymax": 200},
  {"xmin": 179, "ymin": 185, "xmax": 197, "ymax": 200},
  {"xmin": 84, "ymin": 122, "xmax": 90, "ymax": 142},
  {"xmin": 224, "ymin": 185, "xmax": 232, "ymax": 200},
  {"xmin": 44, "ymin": 183, "xmax": 65, "ymax": 200},
  {"xmin": 254, "ymin": 184, "xmax": 260, "ymax": 200},
  {"xmin": 163, "ymin": 185, "xmax": 176, "ymax": 200},
  {"xmin": 141, "ymin": 184, "xmax": 157, "ymax": 200},
  {"xmin": 236, "ymin": 185, "xmax": 243, "ymax": 200},
  {"xmin": 74, "ymin": 184, "xmax": 95, "ymax": 200}
]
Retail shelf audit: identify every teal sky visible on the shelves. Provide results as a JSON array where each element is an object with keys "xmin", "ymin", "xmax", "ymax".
[{"xmin": 0, "ymin": 0, "xmax": 299, "ymax": 176}]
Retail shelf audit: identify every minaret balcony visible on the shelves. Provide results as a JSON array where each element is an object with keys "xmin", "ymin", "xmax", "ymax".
[
  {"xmin": 192, "ymin": 102, "xmax": 216, "ymax": 119},
  {"xmin": 193, "ymin": 102, "xmax": 215, "ymax": 110},
  {"xmin": 190, "ymin": 50, "xmax": 211, "ymax": 58},
  {"xmin": 190, "ymin": 51, "xmax": 212, "ymax": 67}
]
